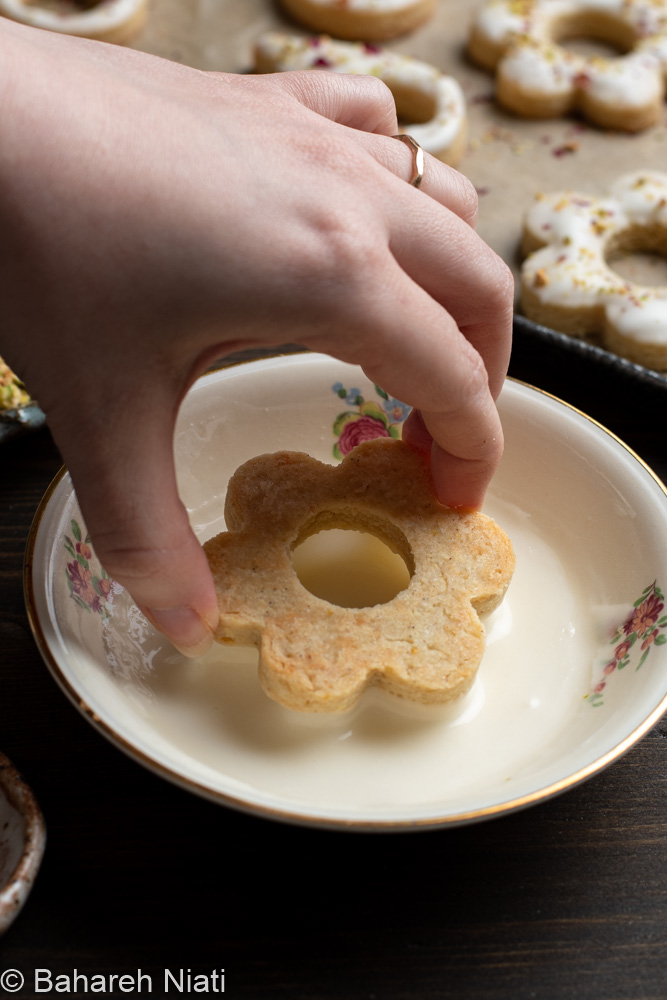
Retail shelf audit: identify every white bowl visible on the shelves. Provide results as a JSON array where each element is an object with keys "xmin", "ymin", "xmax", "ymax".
[
  {"xmin": 25, "ymin": 354, "xmax": 667, "ymax": 830},
  {"xmin": 0, "ymin": 752, "xmax": 46, "ymax": 934}
]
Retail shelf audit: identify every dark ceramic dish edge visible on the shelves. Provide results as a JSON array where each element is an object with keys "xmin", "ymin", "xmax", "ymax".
[{"xmin": 513, "ymin": 315, "xmax": 667, "ymax": 393}]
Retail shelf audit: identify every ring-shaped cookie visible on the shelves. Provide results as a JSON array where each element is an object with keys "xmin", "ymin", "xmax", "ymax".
[
  {"xmin": 521, "ymin": 170, "xmax": 667, "ymax": 371},
  {"xmin": 0, "ymin": 0, "xmax": 147, "ymax": 43},
  {"xmin": 277, "ymin": 0, "xmax": 435, "ymax": 41},
  {"xmin": 204, "ymin": 439, "xmax": 515, "ymax": 714},
  {"xmin": 468, "ymin": 0, "xmax": 667, "ymax": 131},
  {"xmin": 254, "ymin": 33, "xmax": 468, "ymax": 165}
]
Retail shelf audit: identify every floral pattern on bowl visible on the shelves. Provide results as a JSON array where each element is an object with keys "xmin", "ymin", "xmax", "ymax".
[
  {"xmin": 331, "ymin": 382, "xmax": 411, "ymax": 459},
  {"xmin": 64, "ymin": 519, "xmax": 118, "ymax": 619},
  {"xmin": 63, "ymin": 517, "xmax": 163, "ymax": 685},
  {"xmin": 589, "ymin": 582, "xmax": 667, "ymax": 707}
]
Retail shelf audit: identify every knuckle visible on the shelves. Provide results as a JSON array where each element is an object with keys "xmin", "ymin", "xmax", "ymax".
[
  {"xmin": 307, "ymin": 70, "xmax": 395, "ymax": 122},
  {"xmin": 478, "ymin": 251, "xmax": 515, "ymax": 320},
  {"xmin": 311, "ymin": 210, "xmax": 386, "ymax": 291},
  {"xmin": 352, "ymin": 73, "xmax": 397, "ymax": 121},
  {"xmin": 451, "ymin": 170, "xmax": 479, "ymax": 227},
  {"xmin": 93, "ymin": 541, "xmax": 160, "ymax": 586},
  {"xmin": 278, "ymin": 69, "xmax": 396, "ymax": 133},
  {"xmin": 331, "ymin": 224, "xmax": 382, "ymax": 281},
  {"xmin": 90, "ymin": 518, "xmax": 192, "ymax": 589},
  {"xmin": 454, "ymin": 356, "xmax": 504, "ymax": 463},
  {"xmin": 494, "ymin": 257, "xmax": 516, "ymax": 306},
  {"xmin": 458, "ymin": 348, "xmax": 492, "ymax": 408}
]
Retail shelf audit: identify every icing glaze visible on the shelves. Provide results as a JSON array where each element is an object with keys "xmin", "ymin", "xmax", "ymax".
[
  {"xmin": 283, "ymin": 0, "xmax": 428, "ymax": 8},
  {"xmin": 254, "ymin": 33, "xmax": 467, "ymax": 163},
  {"xmin": 277, "ymin": 0, "xmax": 436, "ymax": 41},
  {"xmin": 521, "ymin": 171, "xmax": 667, "ymax": 362},
  {"xmin": 0, "ymin": 0, "xmax": 147, "ymax": 43},
  {"xmin": 469, "ymin": 0, "xmax": 667, "ymax": 127}
]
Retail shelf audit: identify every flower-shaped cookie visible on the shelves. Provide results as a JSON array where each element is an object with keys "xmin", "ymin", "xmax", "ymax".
[
  {"xmin": 468, "ymin": 0, "xmax": 667, "ymax": 131},
  {"xmin": 521, "ymin": 170, "xmax": 667, "ymax": 371},
  {"xmin": 203, "ymin": 439, "xmax": 515, "ymax": 713},
  {"xmin": 254, "ymin": 33, "xmax": 467, "ymax": 165},
  {"xmin": 277, "ymin": 0, "xmax": 435, "ymax": 41}
]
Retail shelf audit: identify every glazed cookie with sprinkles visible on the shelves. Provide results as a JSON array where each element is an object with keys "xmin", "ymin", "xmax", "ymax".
[
  {"xmin": 520, "ymin": 171, "xmax": 667, "ymax": 371},
  {"xmin": 254, "ymin": 33, "xmax": 468, "ymax": 165},
  {"xmin": 468, "ymin": 0, "xmax": 667, "ymax": 131},
  {"xmin": 277, "ymin": 0, "xmax": 435, "ymax": 41},
  {"xmin": 0, "ymin": 0, "xmax": 148, "ymax": 43}
]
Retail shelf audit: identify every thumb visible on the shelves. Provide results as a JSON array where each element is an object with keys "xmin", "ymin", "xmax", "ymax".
[{"xmin": 52, "ymin": 388, "xmax": 219, "ymax": 658}]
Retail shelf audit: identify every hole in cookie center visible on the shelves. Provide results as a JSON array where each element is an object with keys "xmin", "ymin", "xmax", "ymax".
[
  {"xmin": 292, "ymin": 529, "xmax": 411, "ymax": 608},
  {"xmin": 605, "ymin": 228, "xmax": 667, "ymax": 287},
  {"xmin": 392, "ymin": 85, "xmax": 437, "ymax": 126},
  {"xmin": 552, "ymin": 14, "xmax": 634, "ymax": 59}
]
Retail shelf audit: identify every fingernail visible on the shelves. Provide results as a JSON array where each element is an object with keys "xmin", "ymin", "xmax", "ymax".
[{"xmin": 143, "ymin": 605, "xmax": 215, "ymax": 658}]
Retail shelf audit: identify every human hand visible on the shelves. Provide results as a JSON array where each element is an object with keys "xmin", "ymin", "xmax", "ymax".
[{"xmin": 0, "ymin": 20, "xmax": 513, "ymax": 657}]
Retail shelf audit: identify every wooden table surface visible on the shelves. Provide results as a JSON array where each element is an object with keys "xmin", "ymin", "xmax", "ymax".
[{"xmin": 1, "ymin": 339, "xmax": 666, "ymax": 1000}]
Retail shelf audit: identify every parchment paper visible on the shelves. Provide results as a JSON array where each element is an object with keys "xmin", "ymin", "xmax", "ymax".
[{"xmin": 131, "ymin": 0, "xmax": 667, "ymax": 282}]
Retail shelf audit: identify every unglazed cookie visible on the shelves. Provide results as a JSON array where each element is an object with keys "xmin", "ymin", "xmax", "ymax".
[
  {"xmin": 468, "ymin": 0, "xmax": 667, "ymax": 131},
  {"xmin": 0, "ymin": 0, "xmax": 147, "ymax": 43},
  {"xmin": 521, "ymin": 171, "xmax": 667, "ymax": 371},
  {"xmin": 277, "ymin": 0, "xmax": 435, "ymax": 41},
  {"xmin": 254, "ymin": 33, "xmax": 468, "ymax": 165},
  {"xmin": 204, "ymin": 438, "xmax": 515, "ymax": 713}
]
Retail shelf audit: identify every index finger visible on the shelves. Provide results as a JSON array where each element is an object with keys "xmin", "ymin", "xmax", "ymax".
[
  {"xmin": 361, "ymin": 311, "xmax": 504, "ymax": 509},
  {"xmin": 401, "ymin": 404, "xmax": 503, "ymax": 511},
  {"xmin": 382, "ymin": 178, "xmax": 514, "ymax": 401},
  {"xmin": 323, "ymin": 253, "xmax": 506, "ymax": 510}
]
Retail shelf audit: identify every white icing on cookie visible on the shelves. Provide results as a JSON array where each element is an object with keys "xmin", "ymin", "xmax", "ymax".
[
  {"xmin": 254, "ymin": 33, "xmax": 467, "ymax": 164},
  {"xmin": 278, "ymin": 0, "xmax": 436, "ymax": 42},
  {"xmin": 0, "ymin": 0, "xmax": 147, "ymax": 43},
  {"xmin": 521, "ymin": 171, "xmax": 667, "ymax": 364},
  {"xmin": 285, "ymin": 0, "xmax": 427, "ymax": 8},
  {"xmin": 470, "ymin": 0, "xmax": 667, "ymax": 128}
]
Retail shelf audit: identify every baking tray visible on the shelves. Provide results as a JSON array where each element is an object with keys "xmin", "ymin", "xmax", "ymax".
[{"xmin": 135, "ymin": 0, "xmax": 667, "ymax": 388}]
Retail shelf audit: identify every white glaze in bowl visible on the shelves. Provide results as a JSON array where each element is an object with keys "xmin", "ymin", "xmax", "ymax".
[{"xmin": 25, "ymin": 355, "xmax": 667, "ymax": 829}]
